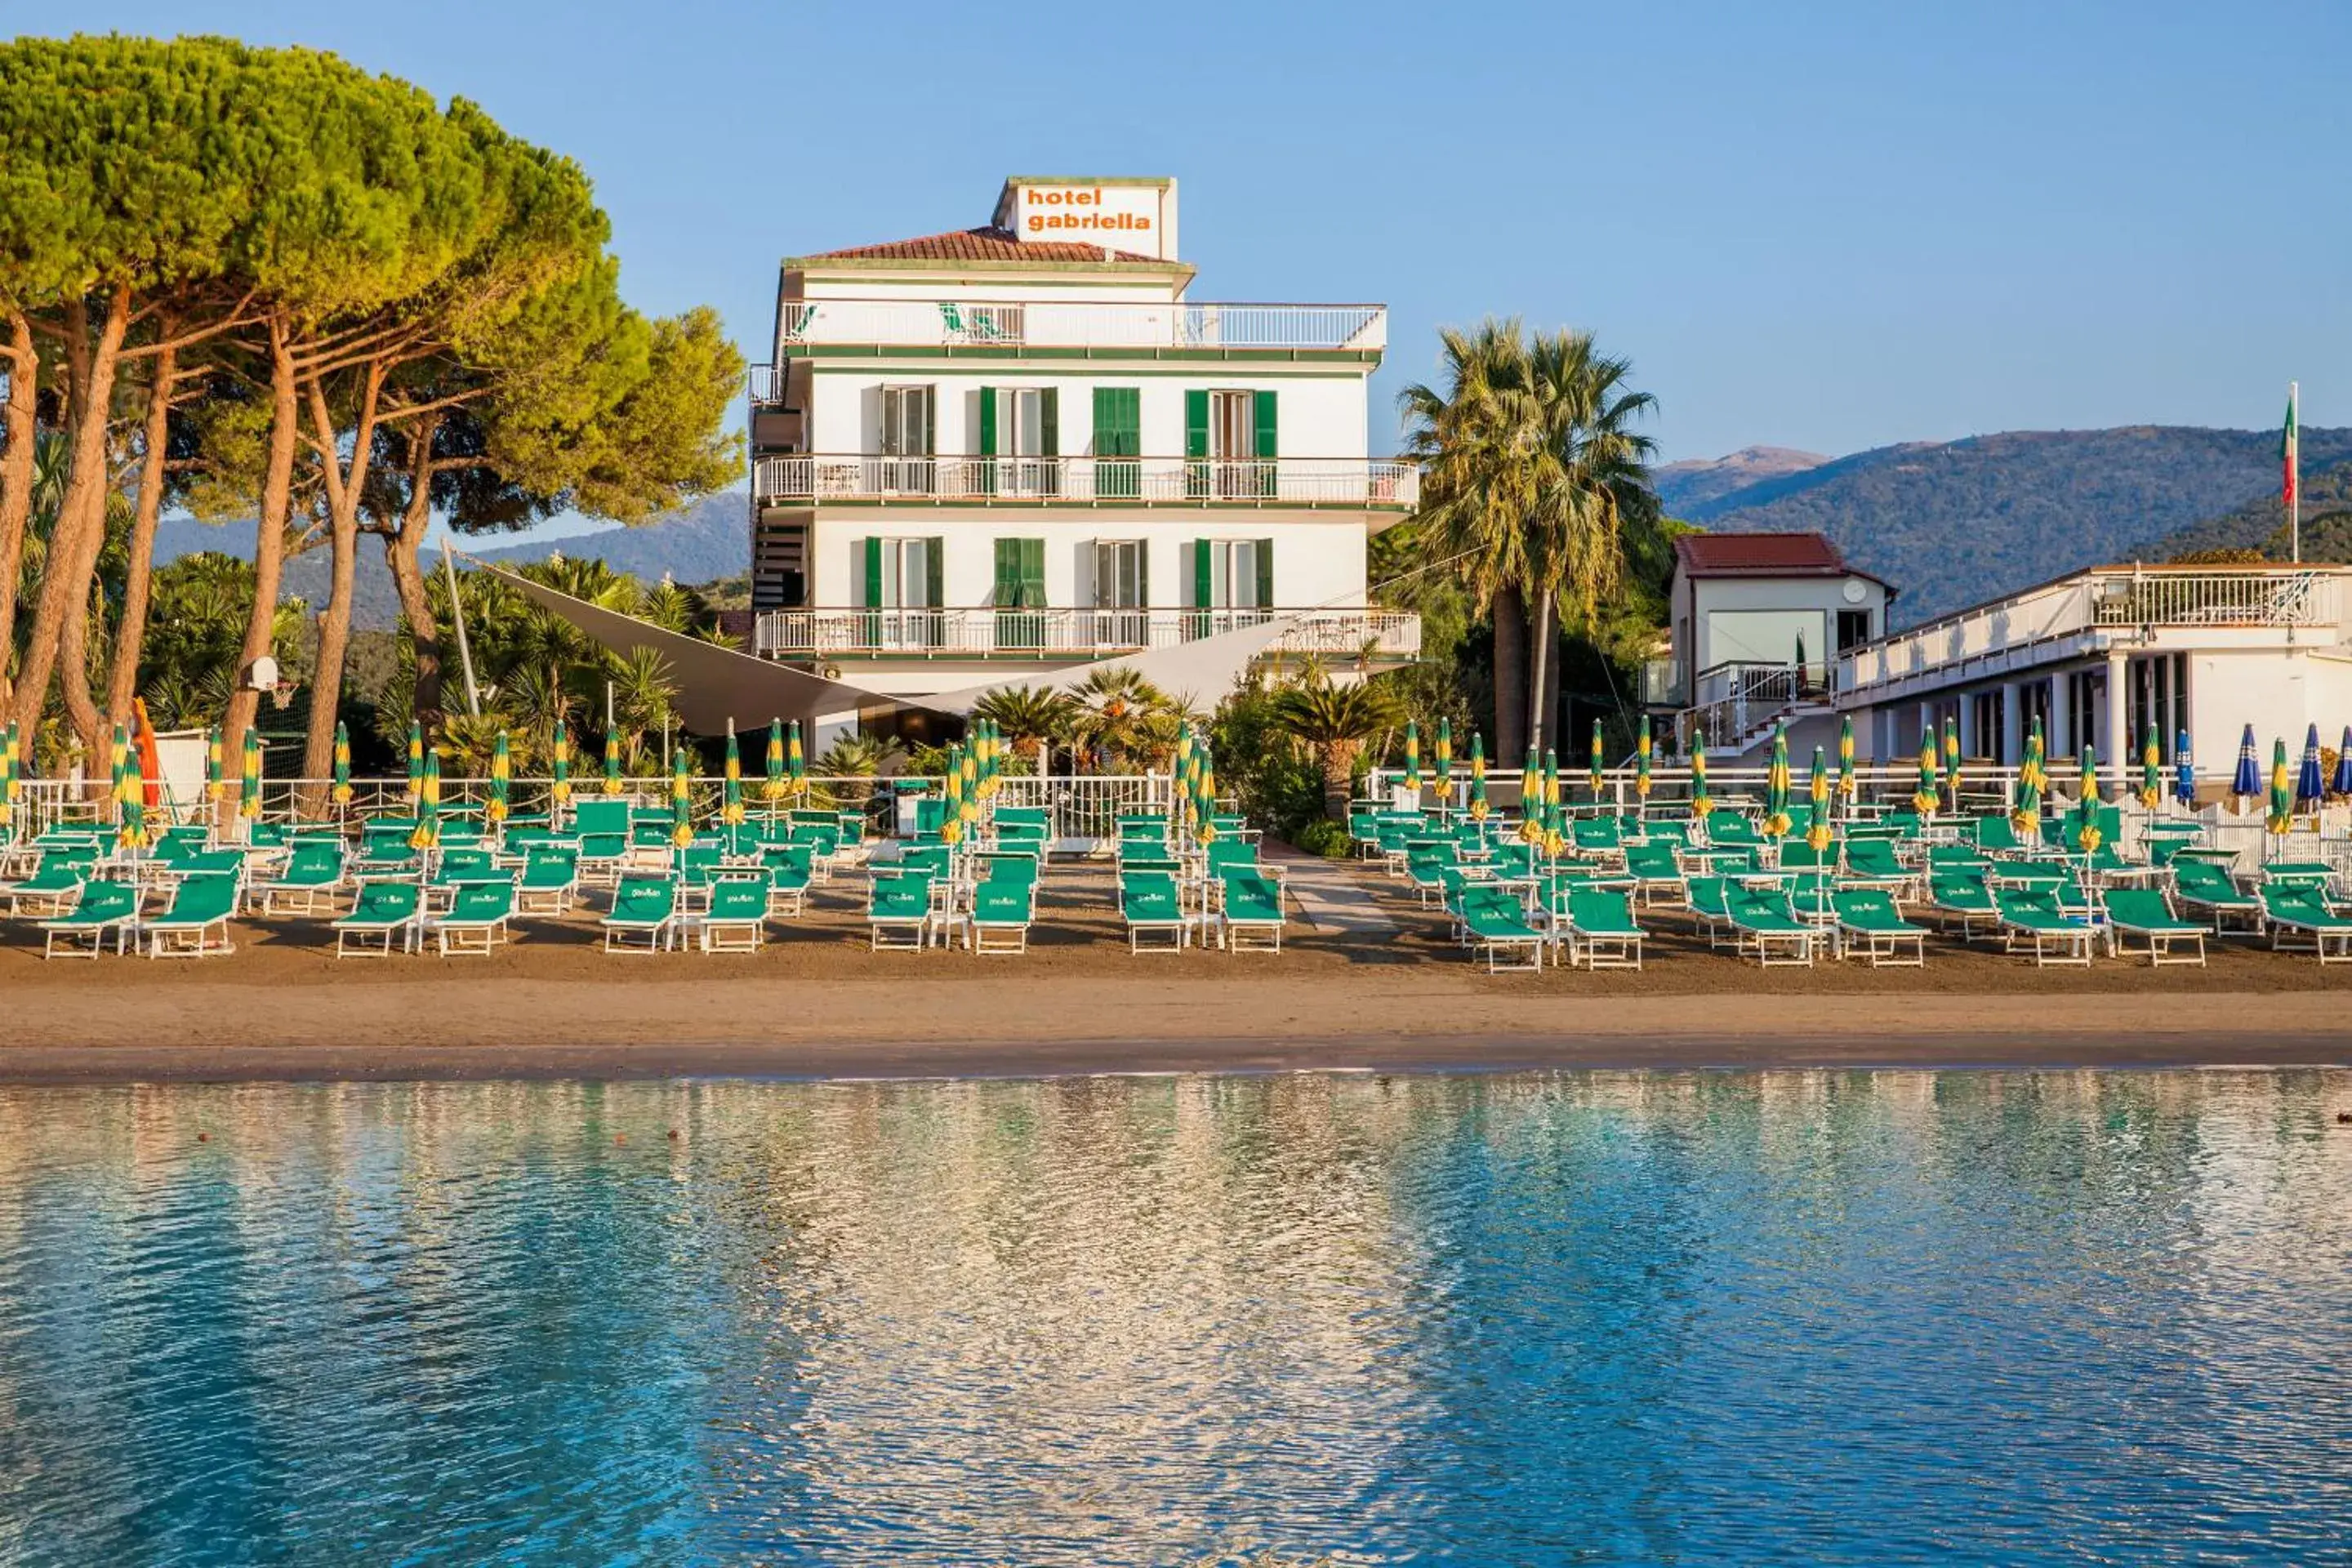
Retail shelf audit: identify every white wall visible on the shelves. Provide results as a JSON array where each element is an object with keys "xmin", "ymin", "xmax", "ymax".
[
  {"xmin": 1678, "ymin": 574, "xmax": 1888, "ymax": 672},
  {"xmin": 2186, "ymin": 648, "xmax": 2352, "ymax": 770}
]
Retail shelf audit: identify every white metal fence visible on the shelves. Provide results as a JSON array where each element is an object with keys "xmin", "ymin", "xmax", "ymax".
[
  {"xmin": 751, "ymin": 606, "xmax": 1420, "ymax": 661},
  {"xmin": 764, "ymin": 298, "xmax": 1387, "ymax": 355},
  {"xmin": 751, "ymin": 454, "xmax": 1419, "ymax": 509}
]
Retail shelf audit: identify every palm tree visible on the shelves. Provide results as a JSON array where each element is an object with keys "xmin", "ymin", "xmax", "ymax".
[
  {"xmin": 1273, "ymin": 676, "xmax": 1400, "ymax": 818},
  {"xmin": 1067, "ymin": 666, "xmax": 1167, "ymax": 772},
  {"xmin": 973, "ymin": 684, "xmax": 1077, "ymax": 762}
]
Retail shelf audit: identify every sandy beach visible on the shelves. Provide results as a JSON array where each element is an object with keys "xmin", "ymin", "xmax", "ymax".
[{"xmin": 4, "ymin": 855, "xmax": 2347, "ymax": 1082}]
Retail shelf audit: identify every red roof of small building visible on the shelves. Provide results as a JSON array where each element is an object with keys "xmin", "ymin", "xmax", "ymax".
[
  {"xmin": 803, "ymin": 225, "xmax": 1169, "ymax": 266},
  {"xmin": 1673, "ymin": 531, "xmax": 1895, "ymax": 592}
]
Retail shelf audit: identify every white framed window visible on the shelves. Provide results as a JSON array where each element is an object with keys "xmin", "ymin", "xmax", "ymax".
[
  {"xmin": 1093, "ymin": 540, "xmax": 1147, "ymax": 608},
  {"xmin": 1205, "ymin": 538, "xmax": 1266, "ymax": 609},
  {"xmin": 877, "ymin": 385, "xmax": 933, "ymax": 495}
]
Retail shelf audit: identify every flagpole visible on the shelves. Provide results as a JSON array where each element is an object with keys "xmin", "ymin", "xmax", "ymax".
[{"xmin": 2289, "ymin": 380, "xmax": 2300, "ymax": 564}]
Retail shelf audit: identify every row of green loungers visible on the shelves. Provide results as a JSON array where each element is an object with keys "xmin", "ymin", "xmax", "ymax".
[
  {"xmin": 1111, "ymin": 815, "xmax": 1289, "ymax": 953},
  {"xmin": 866, "ymin": 852, "xmax": 1040, "ymax": 954}
]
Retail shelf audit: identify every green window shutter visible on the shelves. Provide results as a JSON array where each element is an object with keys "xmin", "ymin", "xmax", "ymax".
[
  {"xmin": 1021, "ymin": 537, "xmax": 1046, "ymax": 607},
  {"xmin": 1193, "ymin": 539, "xmax": 1213, "ymax": 608},
  {"xmin": 993, "ymin": 538, "xmax": 1020, "ymax": 606},
  {"xmin": 1093, "ymin": 387, "xmax": 1139, "ymax": 499},
  {"xmin": 1253, "ymin": 390, "xmax": 1278, "ymax": 497},
  {"xmin": 924, "ymin": 537, "xmax": 944, "ymax": 608},
  {"xmin": 977, "ymin": 387, "xmax": 996, "ymax": 457},
  {"xmin": 921, "ymin": 390, "xmax": 935, "ymax": 457},
  {"xmin": 862, "ymin": 537, "xmax": 883, "ymax": 608},
  {"xmin": 1254, "ymin": 538, "xmax": 1275, "ymax": 608},
  {"xmin": 1185, "ymin": 390, "xmax": 1209, "ymax": 460},
  {"xmin": 1137, "ymin": 542, "xmax": 1150, "ymax": 608},
  {"xmin": 1039, "ymin": 389, "xmax": 1058, "ymax": 457}
]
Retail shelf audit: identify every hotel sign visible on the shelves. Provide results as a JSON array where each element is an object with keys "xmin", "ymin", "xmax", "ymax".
[{"xmin": 1002, "ymin": 179, "xmax": 1177, "ymax": 261}]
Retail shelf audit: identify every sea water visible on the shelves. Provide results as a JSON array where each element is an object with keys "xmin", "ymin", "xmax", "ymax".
[{"xmin": 0, "ymin": 1071, "xmax": 2345, "ymax": 1566}]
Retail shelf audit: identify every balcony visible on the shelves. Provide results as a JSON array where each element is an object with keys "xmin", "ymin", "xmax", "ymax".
[
  {"xmin": 752, "ymin": 606, "xmax": 1421, "ymax": 662},
  {"xmin": 762, "ymin": 299, "xmax": 1385, "ymax": 361},
  {"xmin": 1838, "ymin": 566, "xmax": 2350, "ymax": 701},
  {"xmin": 753, "ymin": 454, "xmax": 1419, "ymax": 510}
]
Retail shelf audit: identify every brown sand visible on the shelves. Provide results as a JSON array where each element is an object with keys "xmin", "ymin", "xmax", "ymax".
[{"xmin": 4, "ymin": 858, "xmax": 2346, "ymax": 1081}]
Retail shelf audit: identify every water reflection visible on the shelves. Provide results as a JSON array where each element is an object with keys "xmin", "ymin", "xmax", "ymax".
[{"xmin": 0, "ymin": 1071, "xmax": 2345, "ymax": 1565}]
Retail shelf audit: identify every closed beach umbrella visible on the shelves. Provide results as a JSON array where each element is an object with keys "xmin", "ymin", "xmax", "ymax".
[
  {"xmin": 1913, "ymin": 726, "xmax": 1940, "ymax": 817},
  {"xmin": 1468, "ymin": 732, "xmax": 1489, "ymax": 820},
  {"xmin": 1636, "ymin": 715, "xmax": 1654, "ymax": 801},
  {"xmin": 764, "ymin": 719, "xmax": 786, "ymax": 804},
  {"xmin": 723, "ymin": 728, "xmax": 746, "ymax": 825},
  {"xmin": 206, "ymin": 724, "xmax": 225, "ymax": 804},
  {"xmin": 603, "ymin": 725, "xmax": 625, "ymax": 795},
  {"xmin": 960, "ymin": 743, "xmax": 980, "ymax": 831},
  {"xmin": 1543, "ymin": 747, "xmax": 1559, "ymax": 809},
  {"xmin": 939, "ymin": 746, "xmax": 964, "ymax": 849},
  {"xmin": 2072, "ymin": 745, "xmax": 2101, "ymax": 851},
  {"xmin": 488, "ymin": 728, "xmax": 511, "ymax": 824},
  {"xmin": 1434, "ymin": 717, "xmax": 1453, "ymax": 807},
  {"xmin": 1402, "ymin": 720, "xmax": 1421, "ymax": 796},
  {"xmin": 332, "ymin": 721, "xmax": 352, "ymax": 808},
  {"xmin": 2296, "ymin": 723, "xmax": 2325, "ymax": 810},
  {"xmin": 2012, "ymin": 723, "xmax": 2045, "ymax": 835},
  {"xmin": 240, "ymin": 728, "xmax": 263, "ymax": 824},
  {"xmin": 1518, "ymin": 747, "xmax": 1541, "ymax": 841},
  {"xmin": 410, "ymin": 749, "xmax": 441, "ymax": 850},
  {"xmin": 1588, "ymin": 719, "xmax": 1606, "ymax": 801},
  {"xmin": 2231, "ymin": 723, "xmax": 2260, "ymax": 807},
  {"xmin": 0, "ymin": 726, "xmax": 16, "ymax": 833},
  {"xmin": 1762, "ymin": 724, "xmax": 1793, "ymax": 838},
  {"xmin": 404, "ymin": 720, "xmax": 424, "ymax": 804},
  {"xmin": 1806, "ymin": 745, "xmax": 1833, "ymax": 853},
  {"xmin": 1196, "ymin": 755, "xmax": 1218, "ymax": 842},
  {"xmin": 1690, "ymin": 737, "xmax": 1713, "ymax": 820},
  {"xmin": 108, "ymin": 724, "xmax": 127, "ymax": 826},
  {"xmin": 550, "ymin": 727, "xmax": 572, "ymax": 809},
  {"xmin": 670, "ymin": 746, "xmax": 695, "ymax": 848},
  {"xmin": 1837, "ymin": 715, "xmax": 1857, "ymax": 804},
  {"xmin": 1942, "ymin": 715, "xmax": 1962, "ymax": 809},
  {"xmin": 2137, "ymin": 724, "xmax": 2160, "ymax": 810},
  {"xmin": 2174, "ymin": 728, "xmax": 2196, "ymax": 808},
  {"xmin": 788, "ymin": 719, "xmax": 808, "ymax": 795},
  {"xmin": 2334, "ymin": 725, "xmax": 2352, "ymax": 799},
  {"xmin": 2266, "ymin": 736, "xmax": 2292, "ymax": 835},
  {"xmin": 116, "ymin": 726, "xmax": 146, "ymax": 850}
]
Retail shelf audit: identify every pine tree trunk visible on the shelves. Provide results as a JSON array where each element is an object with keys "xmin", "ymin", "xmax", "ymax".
[
  {"xmin": 0, "ymin": 310, "xmax": 38, "ymax": 706},
  {"xmin": 106, "ymin": 343, "xmax": 178, "ymax": 730},
  {"xmin": 380, "ymin": 414, "xmax": 445, "ymax": 731},
  {"xmin": 1492, "ymin": 583, "xmax": 1527, "ymax": 761},
  {"xmin": 299, "ymin": 366, "xmax": 381, "ymax": 811},
  {"xmin": 220, "ymin": 318, "xmax": 301, "ymax": 821}
]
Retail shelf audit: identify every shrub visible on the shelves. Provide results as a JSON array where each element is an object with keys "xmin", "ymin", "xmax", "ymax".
[{"xmin": 1290, "ymin": 817, "xmax": 1352, "ymax": 858}]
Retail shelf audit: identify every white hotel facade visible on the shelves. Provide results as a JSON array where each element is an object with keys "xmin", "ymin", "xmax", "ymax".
[{"xmin": 746, "ymin": 176, "xmax": 1418, "ymax": 731}]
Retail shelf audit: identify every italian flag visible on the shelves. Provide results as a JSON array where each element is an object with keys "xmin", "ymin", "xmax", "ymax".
[{"xmin": 2281, "ymin": 385, "xmax": 2299, "ymax": 511}]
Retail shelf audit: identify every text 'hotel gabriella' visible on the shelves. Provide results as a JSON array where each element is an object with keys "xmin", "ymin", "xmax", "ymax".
[{"xmin": 746, "ymin": 175, "xmax": 1420, "ymax": 743}]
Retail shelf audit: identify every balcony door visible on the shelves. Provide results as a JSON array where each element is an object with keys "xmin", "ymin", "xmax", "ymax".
[
  {"xmin": 1186, "ymin": 538, "xmax": 1272, "ymax": 638},
  {"xmin": 1090, "ymin": 539, "xmax": 1149, "ymax": 650},
  {"xmin": 878, "ymin": 385, "xmax": 934, "ymax": 495},
  {"xmin": 993, "ymin": 537, "xmax": 1047, "ymax": 650},
  {"xmin": 862, "ymin": 536, "xmax": 942, "ymax": 649},
  {"xmin": 1187, "ymin": 389, "xmax": 1276, "ymax": 499},
  {"xmin": 979, "ymin": 386, "xmax": 1058, "ymax": 497}
]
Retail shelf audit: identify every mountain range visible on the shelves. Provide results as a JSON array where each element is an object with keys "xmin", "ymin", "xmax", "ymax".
[
  {"xmin": 1663, "ymin": 426, "xmax": 2352, "ymax": 624},
  {"xmin": 157, "ymin": 490, "xmax": 751, "ymax": 629}
]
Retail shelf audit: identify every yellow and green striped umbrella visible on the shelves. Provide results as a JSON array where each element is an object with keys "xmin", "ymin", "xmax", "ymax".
[
  {"xmin": 1806, "ymin": 746, "xmax": 1833, "ymax": 853},
  {"xmin": 1837, "ymin": 715, "xmax": 1857, "ymax": 803},
  {"xmin": 959, "ymin": 742, "xmax": 980, "ymax": 830},
  {"xmin": 762, "ymin": 719, "xmax": 786, "ymax": 803},
  {"xmin": 723, "ymin": 728, "xmax": 745, "ymax": 825},
  {"xmin": 1942, "ymin": 715, "xmax": 1962, "ymax": 809},
  {"xmin": 2012, "ymin": 720, "xmax": 2047, "ymax": 836},
  {"xmin": 1589, "ymin": 719, "xmax": 1606, "ymax": 800},
  {"xmin": 940, "ymin": 746, "xmax": 965, "ymax": 849},
  {"xmin": 1542, "ymin": 794, "xmax": 1565, "ymax": 861},
  {"xmin": 332, "ymin": 721, "xmax": 352, "ymax": 807},
  {"xmin": 2074, "ymin": 745, "xmax": 2104, "ymax": 851},
  {"xmin": 0, "ymin": 724, "xmax": 16, "ymax": 833},
  {"xmin": 1912, "ymin": 727, "xmax": 1940, "ymax": 817},
  {"xmin": 1690, "ymin": 737, "xmax": 1713, "ymax": 820},
  {"xmin": 1762, "ymin": 725, "xmax": 1793, "ymax": 838},
  {"xmin": 2265, "ymin": 736, "xmax": 2293, "ymax": 835},
  {"xmin": 550, "ymin": 728, "xmax": 572, "ymax": 808},
  {"xmin": 1518, "ymin": 747, "xmax": 1541, "ymax": 842},
  {"xmin": 1468, "ymin": 731, "xmax": 1489, "ymax": 820},
  {"xmin": 1402, "ymin": 720, "xmax": 1422, "ymax": 795},
  {"xmin": 1196, "ymin": 756, "xmax": 1218, "ymax": 845},
  {"xmin": 1543, "ymin": 747, "xmax": 1560, "ymax": 812},
  {"xmin": 404, "ymin": 721, "xmax": 424, "ymax": 804},
  {"xmin": 604, "ymin": 726, "xmax": 625, "ymax": 795},
  {"xmin": 980, "ymin": 719, "xmax": 1001, "ymax": 800},
  {"xmin": 240, "ymin": 728, "xmax": 263, "ymax": 824},
  {"xmin": 488, "ymin": 729, "xmax": 511, "ymax": 824},
  {"xmin": 670, "ymin": 746, "xmax": 696, "ymax": 848},
  {"xmin": 2137, "ymin": 724, "xmax": 2161, "ymax": 810},
  {"xmin": 1635, "ymin": 715, "xmax": 1653, "ymax": 800},
  {"xmin": 115, "ymin": 725, "xmax": 147, "ymax": 850},
  {"xmin": 108, "ymin": 724, "xmax": 128, "ymax": 825},
  {"xmin": 1431, "ymin": 717, "xmax": 1451, "ymax": 808},
  {"xmin": 411, "ymin": 748, "xmax": 441, "ymax": 851},
  {"xmin": 788, "ymin": 719, "xmax": 808, "ymax": 796},
  {"xmin": 207, "ymin": 724, "xmax": 225, "ymax": 804}
]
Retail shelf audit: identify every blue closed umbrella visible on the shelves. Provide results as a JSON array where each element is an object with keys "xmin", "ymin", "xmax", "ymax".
[
  {"xmin": 2231, "ymin": 723, "xmax": 2260, "ymax": 802},
  {"xmin": 2296, "ymin": 723, "xmax": 2325, "ymax": 808},
  {"xmin": 2173, "ymin": 728, "xmax": 2196, "ymax": 807},
  {"xmin": 2334, "ymin": 725, "xmax": 2352, "ymax": 799}
]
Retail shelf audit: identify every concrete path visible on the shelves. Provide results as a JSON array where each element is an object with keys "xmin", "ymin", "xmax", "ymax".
[{"xmin": 1271, "ymin": 851, "xmax": 1398, "ymax": 936}]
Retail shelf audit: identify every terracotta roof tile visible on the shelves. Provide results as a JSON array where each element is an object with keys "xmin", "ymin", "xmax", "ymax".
[
  {"xmin": 1674, "ymin": 531, "xmax": 1898, "ymax": 592},
  {"xmin": 806, "ymin": 225, "xmax": 1165, "ymax": 265}
]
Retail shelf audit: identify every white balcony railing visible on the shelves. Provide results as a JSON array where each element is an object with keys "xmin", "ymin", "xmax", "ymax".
[
  {"xmin": 766, "ymin": 299, "xmax": 1386, "ymax": 357},
  {"xmin": 747, "ymin": 363, "xmax": 787, "ymax": 403},
  {"xmin": 752, "ymin": 607, "xmax": 1421, "ymax": 662},
  {"xmin": 754, "ymin": 454, "xmax": 1419, "ymax": 509}
]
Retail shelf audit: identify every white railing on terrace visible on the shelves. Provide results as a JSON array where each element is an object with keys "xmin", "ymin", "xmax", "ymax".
[
  {"xmin": 752, "ymin": 607, "xmax": 1420, "ymax": 660},
  {"xmin": 1838, "ymin": 567, "xmax": 2346, "ymax": 694},
  {"xmin": 747, "ymin": 363, "xmax": 788, "ymax": 403},
  {"xmin": 1679, "ymin": 661, "xmax": 1831, "ymax": 751},
  {"xmin": 754, "ymin": 453, "xmax": 1419, "ymax": 509},
  {"xmin": 767, "ymin": 299, "xmax": 1386, "ymax": 356}
]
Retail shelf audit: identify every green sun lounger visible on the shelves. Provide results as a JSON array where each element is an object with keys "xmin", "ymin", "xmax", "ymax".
[
  {"xmin": 1622, "ymin": 842, "xmax": 1686, "ymax": 907},
  {"xmin": 2260, "ymin": 885, "xmax": 2352, "ymax": 962},
  {"xmin": 260, "ymin": 841, "xmax": 345, "ymax": 915},
  {"xmin": 966, "ymin": 879, "xmax": 1036, "ymax": 955},
  {"xmin": 698, "ymin": 873, "xmax": 771, "ymax": 952},
  {"xmin": 39, "ymin": 879, "xmax": 142, "ymax": 959},
  {"xmin": 4, "ymin": 850, "xmax": 93, "ymax": 917},
  {"xmin": 142, "ymin": 872, "xmax": 238, "ymax": 958},
  {"xmin": 1565, "ymin": 889, "xmax": 1646, "ymax": 970},
  {"xmin": 1686, "ymin": 875, "xmax": 1735, "ymax": 948},
  {"xmin": 1705, "ymin": 813, "xmax": 1762, "ymax": 849},
  {"xmin": 1928, "ymin": 873, "xmax": 1998, "ymax": 941},
  {"xmin": 432, "ymin": 878, "xmax": 516, "ymax": 956},
  {"xmin": 1840, "ymin": 838, "xmax": 1918, "ymax": 898},
  {"xmin": 1459, "ymin": 884, "xmax": 1544, "ymax": 972},
  {"xmin": 1726, "ymin": 882, "xmax": 1819, "ymax": 967},
  {"xmin": 334, "ymin": 880, "xmax": 423, "ymax": 956},
  {"xmin": 1121, "ymin": 871, "xmax": 1190, "ymax": 953},
  {"xmin": 2170, "ymin": 857, "xmax": 2262, "ymax": 932},
  {"xmin": 603, "ymin": 875, "xmax": 679, "ymax": 952},
  {"xmin": 515, "ymin": 849, "xmax": 581, "ymax": 915},
  {"xmin": 760, "ymin": 844, "xmax": 814, "ymax": 917},
  {"xmin": 1218, "ymin": 869, "xmax": 1287, "ymax": 953},
  {"xmin": 1833, "ymin": 887, "xmax": 1929, "ymax": 967},
  {"xmin": 1993, "ymin": 886, "xmax": 2093, "ymax": 965},
  {"xmin": 2100, "ymin": 888, "xmax": 2207, "ymax": 966},
  {"xmin": 1775, "ymin": 840, "xmax": 1835, "ymax": 873},
  {"xmin": 1970, "ymin": 814, "xmax": 2027, "ymax": 854},
  {"xmin": 867, "ymin": 871, "xmax": 934, "ymax": 951}
]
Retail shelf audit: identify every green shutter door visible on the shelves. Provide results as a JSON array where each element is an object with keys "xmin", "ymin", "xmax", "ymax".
[
  {"xmin": 1253, "ymin": 390, "xmax": 1278, "ymax": 497},
  {"xmin": 1188, "ymin": 538, "xmax": 1213, "ymax": 639},
  {"xmin": 1136, "ymin": 541, "xmax": 1149, "ymax": 611},
  {"xmin": 1020, "ymin": 537, "xmax": 1046, "ymax": 608},
  {"xmin": 1254, "ymin": 538, "xmax": 1275, "ymax": 608},
  {"xmin": 1093, "ymin": 387, "xmax": 1138, "ymax": 499},
  {"xmin": 992, "ymin": 538, "xmax": 1020, "ymax": 606},
  {"xmin": 861, "ymin": 537, "xmax": 882, "ymax": 648},
  {"xmin": 924, "ymin": 537, "xmax": 944, "ymax": 607},
  {"xmin": 1185, "ymin": 389, "xmax": 1210, "ymax": 499},
  {"xmin": 994, "ymin": 538, "xmax": 1046, "ymax": 648},
  {"xmin": 1039, "ymin": 388, "xmax": 1060, "ymax": 496},
  {"xmin": 977, "ymin": 385, "xmax": 996, "ymax": 498}
]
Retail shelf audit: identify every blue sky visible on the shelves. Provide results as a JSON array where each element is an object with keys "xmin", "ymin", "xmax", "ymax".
[{"xmin": 27, "ymin": 0, "xmax": 2352, "ymax": 478}]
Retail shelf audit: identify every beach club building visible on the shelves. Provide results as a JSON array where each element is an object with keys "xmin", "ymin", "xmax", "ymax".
[{"xmin": 743, "ymin": 176, "xmax": 1419, "ymax": 732}]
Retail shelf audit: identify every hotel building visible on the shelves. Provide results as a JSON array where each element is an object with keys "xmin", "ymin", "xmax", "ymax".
[{"xmin": 745, "ymin": 176, "xmax": 1418, "ymax": 733}]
